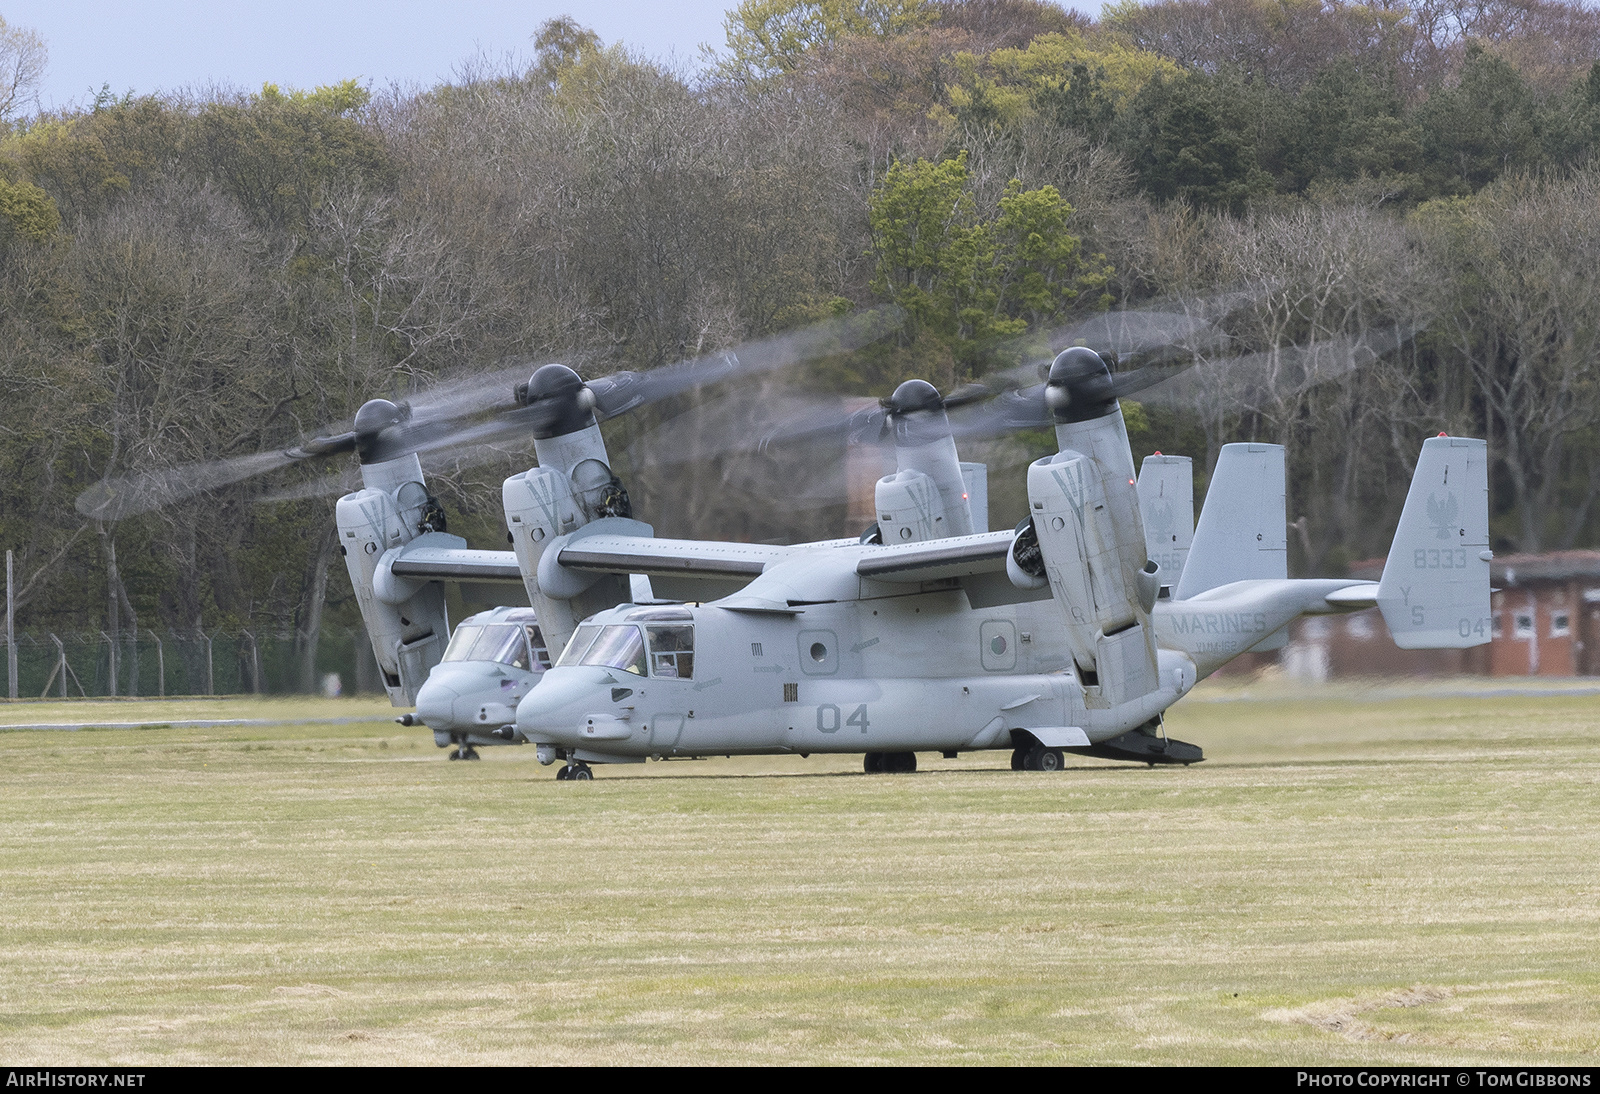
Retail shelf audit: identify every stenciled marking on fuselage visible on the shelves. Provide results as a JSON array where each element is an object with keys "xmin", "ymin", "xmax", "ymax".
[
  {"xmin": 1050, "ymin": 463, "xmax": 1088, "ymax": 531},
  {"xmin": 1166, "ymin": 611, "xmax": 1270, "ymax": 637},
  {"xmin": 523, "ymin": 474, "xmax": 562, "ymax": 536}
]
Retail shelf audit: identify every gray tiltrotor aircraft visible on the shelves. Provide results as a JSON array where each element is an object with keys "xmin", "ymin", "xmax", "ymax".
[
  {"xmin": 495, "ymin": 348, "xmax": 1491, "ymax": 778},
  {"xmin": 76, "ymin": 325, "xmax": 1489, "ymax": 777}
]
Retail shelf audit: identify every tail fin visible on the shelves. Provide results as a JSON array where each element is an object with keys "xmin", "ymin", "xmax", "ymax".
[
  {"xmin": 1377, "ymin": 436, "xmax": 1491, "ymax": 648},
  {"xmin": 1137, "ymin": 454, "xmax": 1193, "ymax": 588},
  {"xmin": 1173, "ymin": 443, "xmax": 1286, "ymax": 599}
]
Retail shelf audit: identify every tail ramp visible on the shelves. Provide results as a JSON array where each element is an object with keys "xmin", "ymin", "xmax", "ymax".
[
  {"xmin": 1377, "ymin": 436, "xmax": 1491, "ymax": 648},
  {"xmin": 1137, "ymin": 454, "xmax": 1193, "ymax": 587},
  {"xmin": 1173, "ymin": 443, "xmax": 1287, "ymax": 600}
]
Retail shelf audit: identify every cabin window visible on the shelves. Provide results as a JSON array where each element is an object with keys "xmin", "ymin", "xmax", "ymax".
[
  {"xmin": 646, "ymin": 624, "xmax": 695, "ymax": 679},
  {"xmin": 525, "ymin": 625, "xmax": 552, "ymax": 670},
  {"xmin": 570, "ymin": 625, "xmax": 648, "ymax": 676},
  {"xmin": 1551, "ymin": 612, "xmax": 1571, "ymax": 638},
  {"xmin": 442, "ymin": 625, "xmax": 483, "ymax": 663}
]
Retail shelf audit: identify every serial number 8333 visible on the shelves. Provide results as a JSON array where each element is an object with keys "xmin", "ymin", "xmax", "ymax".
[{"xmin": 1415, "ymin": 548, "xmax": 1470, "ymax": 569}]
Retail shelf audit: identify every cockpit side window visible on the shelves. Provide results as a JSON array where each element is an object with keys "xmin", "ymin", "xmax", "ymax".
[
  {"xmin": 646, "ymin": 624, "xmax": 694, "ymax": 679},
  {"xmin": 526, "ymin": 625, "xmax": 552, "ymax": 670},
  {"xmin": 575, "ymin": 625, "xmax": 647, "ymax": 676},
  {"xmin": 442, "ymin": 625, "xmax": 484, "ymax": 663},
  {"xmin": 555, "ymin": 625, "xmax": 603, "ymax": 668}
]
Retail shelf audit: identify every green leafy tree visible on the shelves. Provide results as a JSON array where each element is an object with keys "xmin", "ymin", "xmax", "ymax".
[
  {"xmin": 1119, "ymin": 69, "xmax": 1275, "ymax": 212},
  {"xmin": 1278, "ymin": 58, "xmax": 1422, "ymax": 200},
  {"xmin": 1416, "ymin": 44, "xmax": 1543, "ymax": 196},
  {"xmin": 723, "ymin": 0, "xmax": 934, "ymax": 79},
  {"xmin": 0, "ymin": 176, "xmax": 58, "ymax": 243},
  {"xmin": 191, "ymin": 80, "xmax": 392, "ymax": 234},
  {"xmin": 868, "ymin": 151, "xmax": 1109, "ymax": 375}
]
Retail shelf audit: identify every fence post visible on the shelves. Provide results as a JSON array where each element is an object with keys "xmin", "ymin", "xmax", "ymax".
[
  {"xmin": 6, "ymin": 550, "xmax": 15, "ymax": 701},
  {"xmin": 243, "ymin": 630, "xmax": 262, "ymax": 695},
  {"xmin": 48, "ymin": 633, "xmax": 68, "ymax": 698},
  {"xmin": 100, "ymin": 630, "xmax": 116, "ymax": 698},
  {"xmin": 205, "ymin": 631, "xmax": 214, "ymax": 696},
  {"xmin": 147, "ymin": 629, "xmax": 165, "ymax": 698}
]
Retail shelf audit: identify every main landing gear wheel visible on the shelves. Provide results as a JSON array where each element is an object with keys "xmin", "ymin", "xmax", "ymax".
[
  {"xmin": 1010, "ymin": 748, "xmax": 1026, "ymax": 771},
  {"xmin": 885, "ymin": 751, "xmax": 917, "ymax": 773},
  {"xmin": 558, "ymin": 761, "xmax": 593, "ymax": 781},
  {"xmin": 1023, "ymin": 745, "xmax": 1065, "ymax": 772},
  {"xmin": 864, "ymin": 751, "xmax": 916, "ymax": 773}
]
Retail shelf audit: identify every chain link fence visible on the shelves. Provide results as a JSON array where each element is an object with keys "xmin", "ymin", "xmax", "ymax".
[{"xmin": 2, "ymin": 628, "xmax": 384, "ymax": 699}]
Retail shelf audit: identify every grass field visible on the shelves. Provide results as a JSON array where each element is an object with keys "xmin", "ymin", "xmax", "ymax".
[{"xmin": 1, "ymin": 682, "xmax": 1598, "ymax": 1065}]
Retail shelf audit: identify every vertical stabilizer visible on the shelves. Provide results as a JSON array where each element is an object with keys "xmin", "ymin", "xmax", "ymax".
[
  {"xmin": 1137, "ymin": 454, "xmax": 1193, "ymax": 588},
  {"xmin": 1377, "ymin": 436, "xmax": 1491, "ymax": 648},
  {"xmin": 1173, "ymin": 443, "xmax": 1286, "ymax": 600}
]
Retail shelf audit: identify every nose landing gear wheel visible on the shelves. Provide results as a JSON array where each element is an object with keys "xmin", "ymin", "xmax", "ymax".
[{"xmin": 558, "ymin": 761, "xmax": 593, "ymax": 781}]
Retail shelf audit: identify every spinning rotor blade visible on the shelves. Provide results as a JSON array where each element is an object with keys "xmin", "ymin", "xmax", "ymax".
[
  {"xmin": 76, "ymin": 308, "xmax": 902, "ymax": 520},
  {"xmin": 1135, "ymin": 324, "xmax": 1418, "ymax": 411},
  {"xmin": 74, "ymin": 439, "xmax": 356, "ymax": 521},
  {"xmin": 397, "ymin": 306, "xmax": 905, "ymax": 458}
]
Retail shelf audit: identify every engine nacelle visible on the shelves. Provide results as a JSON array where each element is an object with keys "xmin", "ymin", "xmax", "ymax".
[
  {"xmin": 875, "ymin": 470, "xmax": 948, "ymax": 544},
  {"xmin": 1026, "ymin": 450, "xmax": 1137, "ymax": 667},
  {"xmin": 502, "ymin": 421, "xmax": 638, "ymax": 660},
  {"xmin": 336, "ymin": 459, "xmax": 452, "ymax": 707}
]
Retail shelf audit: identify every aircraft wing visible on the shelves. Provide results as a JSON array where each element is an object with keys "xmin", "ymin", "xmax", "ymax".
[
  {"xmin": 556, "ymin": 535, "xmax": 795, "ymax": 580},
  {"xmin": 855, "ymin": 530, "xmax": 1052, "ymax": 608},
  {"xmin": 855, "ymin": 531, "xmax": 1014, "ymax": 582},
  {"xmin": 389, "ymin": 545, "xmax": 525, "ymax": 584}
]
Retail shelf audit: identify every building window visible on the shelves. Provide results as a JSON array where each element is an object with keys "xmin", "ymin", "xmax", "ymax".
[
  {"xmin": 1492, "ymin": 614, "xmax": 1504, "ymax": 638},
  {"xmin": 1552, "ymin": 612, "xmax": 1571, "ymax": 638},
  {"xmin": 1346, "ymin": 614, "xmax": 1373, "ymax": 640},
  {"xmin": 1515, "ymin": 613, "xmax": 1535, "ymax": 639}
]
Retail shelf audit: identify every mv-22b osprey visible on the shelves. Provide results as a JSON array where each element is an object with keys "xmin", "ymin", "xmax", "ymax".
[{"xmin": 342, "ymin": 346, "xmax": 1492, "ymax": 778}]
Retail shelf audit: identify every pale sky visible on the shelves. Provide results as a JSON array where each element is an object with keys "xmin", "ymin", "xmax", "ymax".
[{"xmin": 7, "ymin": 1, "xmax": 1101, "ymax": 112}]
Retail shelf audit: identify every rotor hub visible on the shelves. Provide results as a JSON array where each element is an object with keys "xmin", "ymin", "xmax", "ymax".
[
  {"xmin": 353, "ymin": 399, "xmax": 407, "ymax": 464},
  {"xmin": 1045, "ymin": 347, "xmax": 1117, "ymax": 424},
  {"xmin": 517, "ymin": 363, "xmax": 598, "ymax": 440},
  {"xmin": 886, "ymin": 379, "xmax": 953, "ymax": 447}
]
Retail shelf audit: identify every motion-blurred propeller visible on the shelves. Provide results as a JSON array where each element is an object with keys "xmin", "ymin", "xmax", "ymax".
[{"xmin": 74, "ymin": 307, "xmax": 902, "ymax": 521}]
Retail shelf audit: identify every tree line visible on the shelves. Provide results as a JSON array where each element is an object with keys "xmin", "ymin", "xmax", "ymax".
[{"xmin": 3, "ymin": 0, "xmax": 1600, "ymax": 688}]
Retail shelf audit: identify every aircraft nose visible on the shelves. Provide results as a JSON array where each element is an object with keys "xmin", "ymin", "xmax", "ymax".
[
  {"xmin": 516, "ymin": 669, "xmax": 604, "ymax": 736},
  {"xmin": 413, "ymin": 677, "xmax": 460, "ymax": 728}
]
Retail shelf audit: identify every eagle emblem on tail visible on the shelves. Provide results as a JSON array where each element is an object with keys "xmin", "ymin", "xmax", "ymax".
[{"xmin": 1427, "ymin": 492, "xmax": 1459, "ymax": 540}]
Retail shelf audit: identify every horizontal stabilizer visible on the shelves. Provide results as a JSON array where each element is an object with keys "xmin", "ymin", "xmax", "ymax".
[
  {"xmin": 1377, "ymin": 436, "xmax": 1491, "ymax": 648},
  {"xmin": 1174, "ymin": 443, "xmax": 1286, "ymax": 599}
]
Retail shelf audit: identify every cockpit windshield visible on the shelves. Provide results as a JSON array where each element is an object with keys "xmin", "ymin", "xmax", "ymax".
[
  {"xmin": 443, "ymin": 625, "xmax": 483, "ymax": 662},
  {"xmin": 442, "ymin": 623, "xmax": 535, "ymax": 670},
  {"xmin": 555, "ymin": 625, "xmax": 602, "ymax": 668},
  {"xmin": 557, "ymin": 624, "xmax": 647, "ymax": 675}
]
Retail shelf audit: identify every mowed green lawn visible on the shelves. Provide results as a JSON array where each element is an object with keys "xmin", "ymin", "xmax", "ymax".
[{"xmin": 1, "ymin": 685, "xmax": 1597, "ymax": 1065}]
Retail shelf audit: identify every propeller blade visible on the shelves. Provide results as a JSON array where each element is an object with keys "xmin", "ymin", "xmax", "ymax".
[
  {"xmin": 73, "ymin": 440, "xmax": 354, "ymax": 521},
  {"xmin": 587, "ymin": 306, "xmax": 904, "ymax": 421}
]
